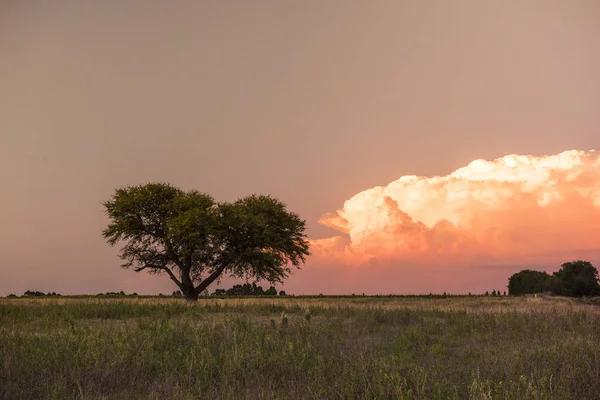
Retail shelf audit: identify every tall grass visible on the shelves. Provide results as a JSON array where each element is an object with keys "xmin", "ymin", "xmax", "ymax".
[{"xmin": 1, "ymin": 296, "xmax": 599, "ymax": 399}]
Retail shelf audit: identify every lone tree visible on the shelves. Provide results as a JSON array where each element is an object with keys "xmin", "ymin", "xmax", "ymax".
[
  {"xmin": 103, "ymin": 183, "xmax": 310, "ymax": 301},
  {"xmin": 507, "ymin": 269, "xmax": 552, "ymax": 296}
]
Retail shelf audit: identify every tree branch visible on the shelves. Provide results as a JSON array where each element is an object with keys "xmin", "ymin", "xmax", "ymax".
[
  {"xmin": 164, "ymin": 240, "xmax": 185, "ymax": 270},
  {"xmin": 135, "ymin": 264, "xmax": 183, "ymax": 289},
  {"xmin": 193, "ymin": 263, "xmax": 228, "ymax": 296}
]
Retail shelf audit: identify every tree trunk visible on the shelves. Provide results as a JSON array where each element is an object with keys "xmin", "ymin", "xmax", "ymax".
[
  {"xmin": 182, "ymin": 285, "xmax": 199, "ymax": 301},
  {"xmin": 193, "ymin": 263, "xmax": 228, "ymax": 297},
  {"xmin": 179, "ymin": 263, "xmax": 228, "ymax": 301},
  {"xmin": 180, "ymin": 267, "xmax": 198, "ymax": 301}
]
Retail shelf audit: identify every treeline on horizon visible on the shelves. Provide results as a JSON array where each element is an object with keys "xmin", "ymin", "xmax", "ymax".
[
  {"xmin": 5, "ymin": 287, "xmax": 509, "ymax": 299},
  {"xmin": 6, "ymin": 260, "xmax": 599, "ymax": 299},
  {"xmin": 4, "ymin": 292, "xmax": 508, "ymax": 299}
]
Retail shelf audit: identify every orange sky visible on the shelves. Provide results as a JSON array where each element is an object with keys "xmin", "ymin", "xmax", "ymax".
[{"xmin": 1, "ymin": 1, "xmax": 600, "ymax": 295}]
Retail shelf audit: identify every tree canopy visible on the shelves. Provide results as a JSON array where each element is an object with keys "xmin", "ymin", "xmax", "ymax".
[
  {"xmin": 508, "ymin": 261, "xmax": 600, "ymax": 297},
  {"xmin": 507, "ymin": 269, "xmax": 552, "ymax": 296},
  {"xmin": 551, "ymin": 260, "xmax": 600, "ymax": 297},
  {"xmin": 102, "ymin": 183, "xmax": 310, "ymax": 300}
]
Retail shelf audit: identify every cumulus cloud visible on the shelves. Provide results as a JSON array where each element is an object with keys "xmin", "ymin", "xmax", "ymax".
[{"xmin": 302, "ymin": 150, "xmax": 600, "ymax": 293}]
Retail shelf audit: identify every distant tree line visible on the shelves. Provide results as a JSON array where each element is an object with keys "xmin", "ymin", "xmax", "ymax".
[
  {"xmin": 6, "ymin": 291, "xmax": 142, "ymax": 298},
  {"xmin": 5, "ymin": 285, "xmax": 288, "ymax": 299},
  {"xmin": 508, "ymin": 260, "xmax": 600, "ymax": 297},
  {"xmin": 25, "ymin": 290, "xmax": 57, "ymax": 297}
]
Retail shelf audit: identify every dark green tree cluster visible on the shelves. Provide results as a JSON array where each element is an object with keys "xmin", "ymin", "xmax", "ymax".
[
  {"xmin": 551, "ymin": 261, "xmax": 600, "ymax": 297},
  {"xmin": 14, "ymin": 291, "xmax": 141, "ymax": 298},
  {"xmin": 22, "ymin": 290, "xmax": 61, "ymax": 297},
  {"xmin": 508, "ymin": 261, "xmax": 600, "ymax": 297},
  {"xmin": 507, "ymin": 270, "xmax": 552, "ymax": 296},
  {"xmin": 96, "ymin": 291, "xmax": 136, "ymax": 298},
  {"xmin": 23, "ymin": 290, "xmax": 47, "ymax": 297},
  {"xmin": 103, "ymin": 183, "xmax": 310, "ymax": 301},
  {"xmin": 211, "ymin": 282, "xmax": 279, "ymax": 296}
]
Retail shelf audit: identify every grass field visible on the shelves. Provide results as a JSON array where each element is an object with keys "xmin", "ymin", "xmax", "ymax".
[{"xmin": 1, "ymin": 296, "xmax": 599, "ymax": 399}]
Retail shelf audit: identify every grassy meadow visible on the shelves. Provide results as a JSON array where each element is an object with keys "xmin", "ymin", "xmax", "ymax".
[{"xmin": 1, "ymin": 295, "xmax": 600, "ymax": 399}]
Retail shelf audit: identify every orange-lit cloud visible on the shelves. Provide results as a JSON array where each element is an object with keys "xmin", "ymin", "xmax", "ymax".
[{"xmin": 300, "ymin": 150, "xmax": 600, "ymax": 293}]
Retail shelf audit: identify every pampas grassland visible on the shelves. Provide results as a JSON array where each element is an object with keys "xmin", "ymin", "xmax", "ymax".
[{"xmin": 1, "ymin": 296, "xmax": 599, "ymax": 399}]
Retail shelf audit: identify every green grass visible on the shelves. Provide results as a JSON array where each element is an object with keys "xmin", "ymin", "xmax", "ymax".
[{"xmin": 1, "ymin": 296, "xmax": 599, "ymax": 399}]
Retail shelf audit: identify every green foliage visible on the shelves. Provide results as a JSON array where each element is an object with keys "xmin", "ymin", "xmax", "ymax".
[
  {"xmin": 214, "ymin": 195, "xmax": 310, "ymax": 282},
  {"xmin": 551, "ymin": 260, "xmax": 600, "ymax": 297},
  {"xmin": 103, "ymin": 183, "xmax": 310, "ymax": 300},
  {"xmin": 210, "ymin": 282, "xmax": 279, "ymax": 296},
  {"xmin": 18, "ymin": 291, "xmax": 63, "ymax": 298},
  {"xmin": 23, "ymin": 290, "xmax": 46, "ymax": 297},
  {"xmin": 265, "ymin": 286, "xmax": 277, "ymax": 296},
  {"xmin": 508, "ymin": 269, "xmax": 552, "ymax": 295},
  {"xmin": 509, "ymin": 261, "xmax": 600, "ymax": 297}
]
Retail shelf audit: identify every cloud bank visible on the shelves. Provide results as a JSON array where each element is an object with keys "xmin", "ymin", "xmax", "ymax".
[{"xmin": 298, "ymin": 150, "xmax": 600, "ymax": 294}]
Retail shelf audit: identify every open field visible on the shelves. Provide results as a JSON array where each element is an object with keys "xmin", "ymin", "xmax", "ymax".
[{"xmin": 1, "ymin": 296, "xmax": 600, "ymax": 399}]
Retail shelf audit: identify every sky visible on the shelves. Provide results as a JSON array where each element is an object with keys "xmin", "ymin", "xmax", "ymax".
[{"xmin": 1, "ymin": 1, "xmax": 600, "ymax": 296}]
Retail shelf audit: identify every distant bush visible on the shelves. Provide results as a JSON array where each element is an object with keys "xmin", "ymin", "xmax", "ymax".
[
  {"xmin": 211, "ymin": 282, "xmax": 281, "ymax": 297},
  {"xmin": 23, "ymin": 290, "xmax": 46, "ymax": 297},
  {"xmin": 22, "ymin": 291, "xmax": 63, "ymax": 297},
  {"xmin": 95, "ymin": 292, "xmax": 129, "ymax": 298},
  {"xmin": 265, "ymin": 286, "xmax": 277, "ymax": 296}
]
